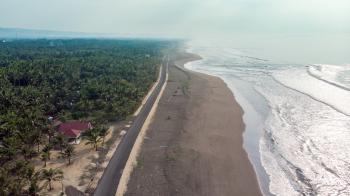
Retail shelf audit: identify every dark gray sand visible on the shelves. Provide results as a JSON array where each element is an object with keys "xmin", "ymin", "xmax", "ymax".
[{"xmin": 125, "ymin": 53, "xmax": 262, "ymax": 196}]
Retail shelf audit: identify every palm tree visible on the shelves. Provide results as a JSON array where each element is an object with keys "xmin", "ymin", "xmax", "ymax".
[
  {"xmin": 42, "ymin": 144, "xmax": 52, "ymax": 160},
  {"xmin": 32, "ymin": 130, "xmax": 44, "ymax": 153},
  {"xmin": 41, "ymin": 151, "xmax": 49, "ymax": 167},
  {"xmin": 0, "ymin": 162, "xmax": 25, "ymax": 195},
  {"xmin": 25, "ymin": 167, "xmax": 42, "ymax": 196},
  {"xmin": 0, "ymin": 137, "xmax": 18, "ymax": 160},
  {"xmin": 4, "ymin": 160, "xmax": 30, "ymax": 195},
  {"xmin": 53, "ymin": 133, "xmax": 67, "ymax": 152},
  {"xmin": 60, "ymin": 144, "xmax": 74, "ymax": 165},
  {"xmin": 99, "ymin": 126, "xmax": 109, "ymax": 146},
  {"xmin": 5, "ymin": 178, "xmax": 27, "ymax": 196},
  {"xmin": 85, "ymin": 128, "xmax": 102, "ymax": 151},
  {"xmin": 21, "ymin": 145, "xmax": 36, "ymax": 161},
  {"xmin": 41, "ymin": 168, "xmax": 63, "ymax": 191},
  {"xmin": 43, "ymin": 126, "xmax": 55, "ymax": 143}
]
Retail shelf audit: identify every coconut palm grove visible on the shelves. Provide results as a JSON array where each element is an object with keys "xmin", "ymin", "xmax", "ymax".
[{"xmin": 0, "ymin": 39, "xmax": 170, "ymax": 195}]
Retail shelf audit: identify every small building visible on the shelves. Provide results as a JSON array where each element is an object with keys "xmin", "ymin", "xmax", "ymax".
[{"xmin": 58, "ymin": 121, "xmax": 92, "ymax": 144}]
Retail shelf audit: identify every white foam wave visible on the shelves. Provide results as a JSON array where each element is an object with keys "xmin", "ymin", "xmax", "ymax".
[
  {"xmin": 273, "ymin": 68, "xmax": 350, "ymax": 116},
  {"xmin": 185, "ymin": 41, "xmax": 350, "ymax": 196},
  {"xmin": 257, "ymin": 79, "xmax": 350, "ymax": 195},
  {"xmin": 308, "ymin": 64, "xmax": 350, "ymax": 91}
]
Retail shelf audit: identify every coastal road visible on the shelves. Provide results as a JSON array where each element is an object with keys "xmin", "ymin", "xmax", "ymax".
[{"xmin": 93, "ymin": 56, "xmax": 168, "ymax": 196}]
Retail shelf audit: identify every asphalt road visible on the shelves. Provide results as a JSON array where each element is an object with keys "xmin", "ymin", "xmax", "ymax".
[{"xmin": 93, "ymin": 57, "xmax": 168, "ymax": 196}]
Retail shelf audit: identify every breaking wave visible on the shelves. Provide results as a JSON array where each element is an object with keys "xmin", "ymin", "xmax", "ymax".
[{"xmin": 185, "ymin": 42, "xmax": 350, "ymax": 196}]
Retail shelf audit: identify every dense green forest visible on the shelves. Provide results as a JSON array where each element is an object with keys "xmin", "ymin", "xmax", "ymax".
[{"xmin": 0, "ymin": 39, "xmax": 170, "ymax": 195}]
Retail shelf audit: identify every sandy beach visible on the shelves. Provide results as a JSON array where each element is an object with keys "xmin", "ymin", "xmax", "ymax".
[{"xmin": 124, "ymin": 53, "xmax": 262, "ymax": 196}]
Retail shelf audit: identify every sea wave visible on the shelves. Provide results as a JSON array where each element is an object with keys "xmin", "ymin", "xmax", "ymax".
[
  {"xmin": 273, "ymin": 68, "xmax": 350, "ymax": 117},
  {"xmin": 257, "ymin": 75, "xmax": 350, "ymax": 196},
  {"xmin": 185, "ymin": 41, "xmax": 350, "ymax": 196},
  {"xmin": 308, "ymin": 64, "xmax": 350, "ymax": 91}
]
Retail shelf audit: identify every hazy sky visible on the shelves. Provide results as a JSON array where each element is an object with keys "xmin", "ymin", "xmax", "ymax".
[{"xmin": 1, "ymin": 0, "xmax": 349, "ymax": 38}]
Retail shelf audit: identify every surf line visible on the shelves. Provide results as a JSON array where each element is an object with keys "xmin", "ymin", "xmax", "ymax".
[{"xmin": 271, "ymin": 76, "xmax": 350, "ymax": 118}]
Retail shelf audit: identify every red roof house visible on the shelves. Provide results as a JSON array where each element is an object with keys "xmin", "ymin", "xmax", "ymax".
[{"xmin": 58, "ymin": 121, "xmax": 92, "ymax": 144}]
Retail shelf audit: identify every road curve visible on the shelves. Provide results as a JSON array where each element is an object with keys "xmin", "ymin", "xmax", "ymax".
[{"xmin": 93, "ymin": 57, "xmax": 168, "ymax": 196}]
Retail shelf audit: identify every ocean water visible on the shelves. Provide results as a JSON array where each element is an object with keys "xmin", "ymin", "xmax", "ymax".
[{"xmin": 184, "ymin": 40, "xmax": 350, "ymax": 196}]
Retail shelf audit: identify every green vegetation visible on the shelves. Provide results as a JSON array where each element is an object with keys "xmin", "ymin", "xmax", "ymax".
[
  {"xmin": 84, "ymin": 128, "xmax": 103, "ymax": 151},
  {"xmin": 0, "ymin": 39, "xmax": 170, "ymax": 195},
  {"xmin": 60, "ymin": 144, "xmax": 74, "ymax": 165},
  {"xmin": 41, "ymin": 168, "xmax": 64, "ymax": 191},
  {"xmin": 0, "ymin": 39, "xmax": 167, "ymax": 122},
  {"xmin": 136, "ymin": 156, "xmax": 144, "ymax": 169}
]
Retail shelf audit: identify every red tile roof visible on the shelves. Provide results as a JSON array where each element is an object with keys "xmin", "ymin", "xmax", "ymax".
[
  {"xmin": 58, "ymin": 121, "xmax": 92, "ymax": 138},
  {"xmin": 60, "ymin": 129, "xmax": 81, "ymax": 137}
]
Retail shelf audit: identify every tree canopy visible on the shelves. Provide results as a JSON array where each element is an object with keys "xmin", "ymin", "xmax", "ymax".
[{"xmin": 0, "ymin": 38, "xmax": 172, "ymax": 195}]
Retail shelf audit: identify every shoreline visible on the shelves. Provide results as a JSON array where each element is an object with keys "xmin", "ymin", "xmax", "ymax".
[
  {"xmin": 184, "ymin": 54, "xmax": 271, "ymax": 195},
  {"xmin": 125, "ymin": 52, "xmax": 262, "ymax": 196},
  {"xmin": 181, "ymin": 53, "xmax": 265, "ymax": 195}
]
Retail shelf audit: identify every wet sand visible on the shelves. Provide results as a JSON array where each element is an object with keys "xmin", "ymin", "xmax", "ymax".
[{"xmin": 124, "ymin": 53, "xmax": 262, "ymax": 196}]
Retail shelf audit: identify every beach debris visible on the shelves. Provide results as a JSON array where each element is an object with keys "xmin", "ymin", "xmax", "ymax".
[
  {"xmin": 120, "ymin": 130, "xmax": 127, "ymax": 136},
  {"xmin": 90, "ymin": 163, "xmax": 96, "ymax": 167}
]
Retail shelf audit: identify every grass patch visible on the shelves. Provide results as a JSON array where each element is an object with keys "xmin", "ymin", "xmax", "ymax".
[
  {"xmin": 136, "ymin": 157, "xmax": 144, "ymax": 169},
  {"xmin": 166, "ymin": 146, "xmax": 182, "ymax": 162}
]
